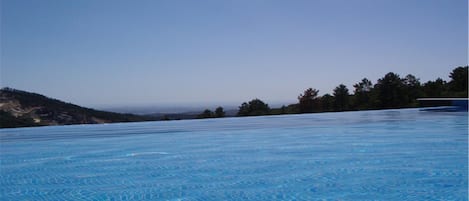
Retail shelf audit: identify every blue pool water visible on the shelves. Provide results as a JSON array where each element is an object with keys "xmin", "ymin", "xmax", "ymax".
[{"xmin": 1, "ymin": 108, "xmax": 467, "ymax": 200}]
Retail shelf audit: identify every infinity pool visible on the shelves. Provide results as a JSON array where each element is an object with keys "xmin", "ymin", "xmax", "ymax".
[{"xmin": 1, "ymin": 108, "xmax": 467, "ymax": 200}]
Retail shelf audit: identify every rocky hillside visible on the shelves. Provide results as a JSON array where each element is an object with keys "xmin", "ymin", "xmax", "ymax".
[{"xmin": 0, "ymin": 88, "xmax": 157, "ymax": 128}]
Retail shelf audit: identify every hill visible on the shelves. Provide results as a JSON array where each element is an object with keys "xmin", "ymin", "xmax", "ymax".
[{"xmin": 0, "ymin": 88, "xmax": 157, "ymax": 128}]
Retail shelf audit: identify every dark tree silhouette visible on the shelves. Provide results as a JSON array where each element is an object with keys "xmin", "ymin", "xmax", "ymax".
[
  {"xmin": 197, "ymin": 109, "xmax": 214, "ymax": 119},
  {"xmin": 374, "ymin": 72, "xmax": 407, "ymax": 108},
  {"xmin": 4, "ymin": 66, "xmax": 468, "ymax": 129},
  {"xmin": 403, "ymin": 74, "xmax": 422, "ymax": 106},
  {"xmin": 298, "ymin": 88, "xmax": 319, "ymax": 113},
  {"xmin": 214, "ymin": 106, "xmax": 225, "ymax": 118},
  {"xmin": 448, "ymin": 66, "xmax": 468, "ymax": 97},
  {"xmin": 333, "ymin": 84, "xmax": 350, "ymax": 111},
  {"xmin": 237, "ymin": 99, "xmax": 270, "ymax": 116},
  {"xmin": 238, "ymin": 102, "xmax": 250, "ymax": 116},
  {"xmin": 422, "ymin": 78, "xmax": 447, "ymax": 97},
  {"xmin": 353, "ymin": 78, "xmax": 373, "ymax": 109},
  {"xmin": 320, "ymin": 93, "xmax": 334, "ymax": 112}
]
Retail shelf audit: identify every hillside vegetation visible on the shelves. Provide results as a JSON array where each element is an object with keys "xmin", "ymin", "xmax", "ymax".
[
  {"xmin": 0, "ymin": 88, "xmax": 157, "ymax": 128},
  {"xmin": 1, "ymin": 66, "xmax": 467, "ymax": 127}
]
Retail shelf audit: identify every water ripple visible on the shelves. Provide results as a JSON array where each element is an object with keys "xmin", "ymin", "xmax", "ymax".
[{"xmin": 0, "ymin": 109, "xmax": 467, "ymax": 200}]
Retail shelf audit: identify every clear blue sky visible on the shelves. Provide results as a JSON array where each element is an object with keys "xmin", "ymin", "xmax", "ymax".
[{"xmin": 1, "ymin": 0, "xmax": 467, "ymax": 108}]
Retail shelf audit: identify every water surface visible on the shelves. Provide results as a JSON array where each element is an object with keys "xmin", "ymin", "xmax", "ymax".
[{"xmin": 1, "ymin": 108, "xmax": 467, "ymax": 200}]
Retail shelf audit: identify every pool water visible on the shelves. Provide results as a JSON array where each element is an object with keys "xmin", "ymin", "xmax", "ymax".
[{"xmin": 1, "ymin": 108, "xmax": 467, "ymax": 200}]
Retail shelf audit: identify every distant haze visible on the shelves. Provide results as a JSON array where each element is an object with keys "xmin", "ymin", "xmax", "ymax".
[
  {"xmin": 102, "ymin": 102, "xmax": 291, "ymax": 115},
  {"xmin": 1, "ymin": 0, "xmax": 467, "ymax": 109},
  {"xmin": 102, "ymin": 104, "xmax": 238, "ymax": 115}
]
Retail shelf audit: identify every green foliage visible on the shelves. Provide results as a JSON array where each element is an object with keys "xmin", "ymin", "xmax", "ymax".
[
  {"xmin": 197, "ymin": 107, "xmax": 225, "ymax": 119},
  {"xmin": 374, "ymin": 72, "xmax": 408, "ymax": 108},
  {"xmin": 448, "ymin": 66, "xmax": 468, "ymax": 97},
  {"xmin": 237, "ymin": 99, "xmax": 270, "ymax": 116},
  {"xmin": 298, "ymin": 88, "xmax": 320, "ymax": 113},
  {"xmin": 353, "ymin": 78, "xmax": 373, "ymax": 109},
  {"xmin": 214, "ymin": 107, "xmax": 225, "ymax": 118},
  {"xmin": 197, "ymin": 109, "xmax": 214, "ymax": 119},
  {"xmin": 270, "ymin": 104, "xmax": 300, "ymax": 115},
  {"xmin": 320, "ymin": 94, "xmax": 334, "ymax": 112},
  {"xmin": 2, "ymin": 66, "xmax": 466, "ymax": 128},
  {"xmin": 333, "ymin": 84, "xmax": 350, "ymax": 111},
  {"xmin": 0, "ymin": 111, "xmax": 38, "ymax": 128},
  {"xmin": 0, "ymin": 88, "xmax": 157, "ymax": 128},
  {"xmin": 270, "ymin": 105, "xmax": 299, "ymax": 115},
  {"xmin": 422, "ymin": 78, "xmax": 447, "ymax": 97},
  {"xmin": 291, "ymin": 66, "xmax": 466, "ymax": 113},
  {"xmin": 402, "ymin": 74, "xmax": 422, "ymax": 106},
  {"xmin": 286, "ymin": 104, "xmax": 300, "ymax": 114}
]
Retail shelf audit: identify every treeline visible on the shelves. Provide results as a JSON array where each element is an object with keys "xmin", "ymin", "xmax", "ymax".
[
  {"xmin": 196, "ymin": 107, "xmax": 226, "ymax": 119},
  {"xmin": 232, "ymin": 66, "xmax": 468, "ymax": 116},
  {"xmin": 1, "ymin": 66, "xmax": 465, "ymax": 127}
]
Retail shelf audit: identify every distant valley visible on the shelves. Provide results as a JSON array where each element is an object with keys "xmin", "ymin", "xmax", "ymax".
[
  {"xmin": 0, "ymin": 88, "xmax": 242, "ymax": 128},
  {"xmin": 102, "ymin": 105, "xmax": 239, "ymax": 116},
  {"xmin": 2, "ymin": 66, "xmax": 467, "ymax": 128}
]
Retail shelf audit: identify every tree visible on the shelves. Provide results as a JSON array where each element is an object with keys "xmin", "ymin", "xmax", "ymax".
[
  {"xmin": 321, "ymin": 94, "xmax": 334, "ymax": 112},
  {"xmin": 403, "ymin": 74, "xmax": 422, "ymax": 106},
  {"xmin": 354, "ymin": 78, "xmax": 373, "ymax": 93},
  {"xmin": 197, "ymin": 109, "xmax": 214, "ymax": 119},
  {"xmin": 238, "ymin": 102, "xmax": 250, "ymax": 116},
  {"xmin": 374, "ymin": 72, "xmax": 407, "ymax": 108},
  {"xmin": 353, "ymin": 78, "xmax": 373, "ymax": 109},
  {"xmin": 333, "ymin": 84, "xmax": 350, "ymax": 111},
  {"xmin": 298, "ymin": 88, "xmax": 319, "ymax": 113},
  {"xmin": 237, "ymin": 99, "xmax": 270, "ymax": 116},
  {"xmin": 422, "ymin": 78, "xmax": 447, "ymax": 97},
  {"xmin": 448, "ymin": 66, "xmax": 468, "ymax": 97},
  {"xmin": 214, "ymin": 106, "xmax": 225, "ymax": 118},
  {"xmin": 281, "ymin": 104, "xmax": 300, "ymax": 114}
]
